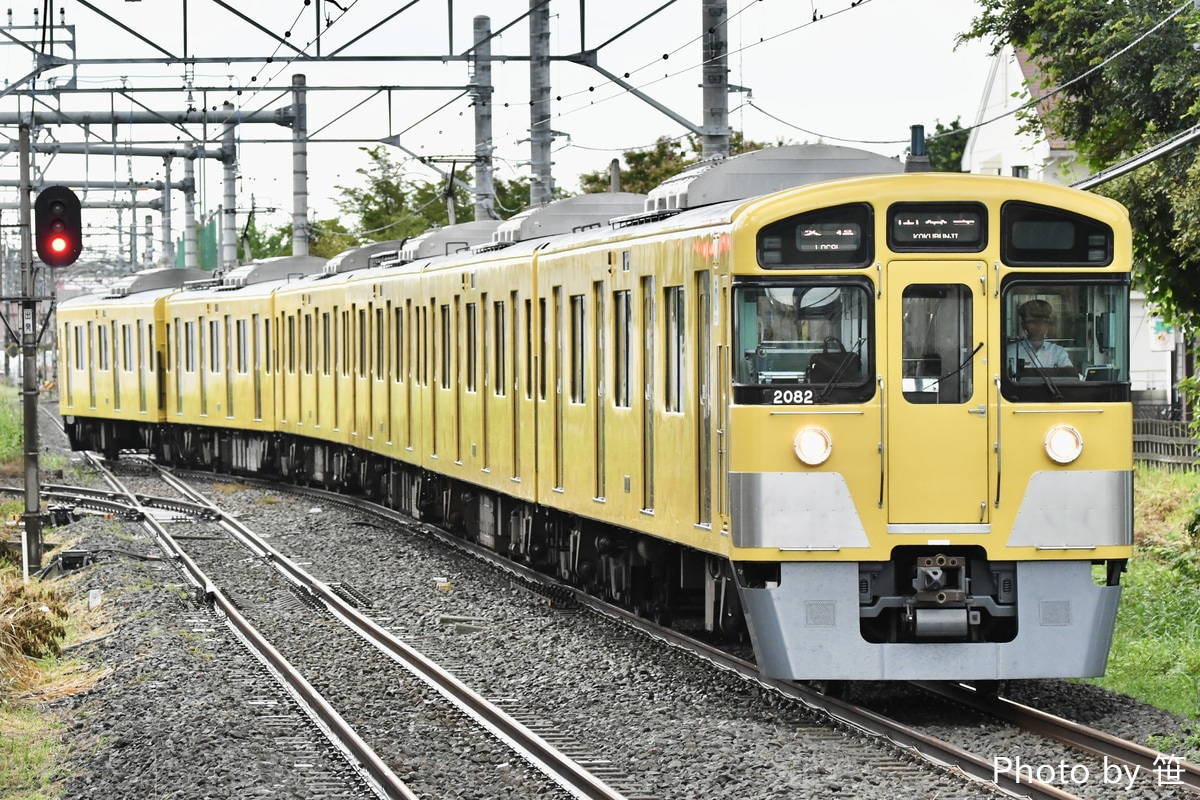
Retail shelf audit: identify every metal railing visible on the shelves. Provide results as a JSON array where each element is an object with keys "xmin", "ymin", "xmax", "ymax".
[{"xmin": 1134, "ymin": 418, "xmax": 1199, "ymax": 471}]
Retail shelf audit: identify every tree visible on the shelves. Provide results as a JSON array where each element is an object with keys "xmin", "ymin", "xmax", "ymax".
[
  {"xmin": 308, "ymin": 218, "xmax": 358, "ymax": 259},
  {"xmin": 335, "ymin": 146, "xmax": 438, "ymax": 243},
  {"xmin": 924, "ymin": 119, "xmax": 970, "ymax": 173},
  {"xmin": 238, "ymin": 210, "xmax": 289, "ymax": 261},
  {"xmin": 960, "ymin": 0, "xmax": 1200, "ymax": 326},
  {"xmin": 577, "ymin": 132, "xmax": 777, "ymax": 195},
  {"xmin": 578, "ymin": 137, "xmax": 695, "ymax": 195},
  {"xmin": 332, "ymin": 146, "xmax": 544, "ymax": 243}
]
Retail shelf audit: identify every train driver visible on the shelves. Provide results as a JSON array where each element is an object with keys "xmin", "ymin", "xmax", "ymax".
[{"xmin": 1007, "ymin": 298, "xmax": 1073, "ymax": 375}]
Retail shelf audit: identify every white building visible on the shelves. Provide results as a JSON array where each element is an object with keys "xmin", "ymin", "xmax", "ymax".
[{"xmin": 962, "ymin": 45, "xmax": 1174, "ymax": 405}]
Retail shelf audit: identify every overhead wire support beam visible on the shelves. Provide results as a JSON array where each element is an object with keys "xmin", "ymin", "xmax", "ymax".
[
  {"xmin": 71, "ymin": 0, "xmax": 175, "ymax": 59},
  {"xmin": 1071, "ymin": 123, "xmax": 1200, "ymax": 190},
  {"xmin": 579, "ymin": 56, "xmax": 704, "ymax": 137}
]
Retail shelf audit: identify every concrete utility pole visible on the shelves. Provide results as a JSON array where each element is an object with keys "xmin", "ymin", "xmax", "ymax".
[
  {"xmin": 17, "ymin": 125, "xmax": 43, "ymax": 569},
  {"xmin": 529, "ymin": 0, "xmax": 554, "ymax": 206},
  {"xmin": 472, "ymin": 16, "xmax": 498, "ymax": 221},
  {"xmin": 701, "ymin": 0, "xmax": 732, "ymax": 159},
  {"xmin": 285, "ymin": 74, "xmax": 310, "ymax": 256},
  {"xmin": 183, "ymin": 156, "xmax": 198, "ymax": 269},
  {"xmin": 221, "ymin": 101, "xmax": 238, "ymax": 270},
  {"xmin": 159, "ymin": 155, "xmax": 175, "ymax": 265},
  {"xmin": 143, "ymin": 215, "xmax": 154, "ymax": 267}
]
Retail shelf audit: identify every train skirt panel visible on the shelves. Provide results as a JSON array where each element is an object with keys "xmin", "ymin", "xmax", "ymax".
[{"xmin": 740, "ymin": 560, "xmax": 1120, "ymax": 680}]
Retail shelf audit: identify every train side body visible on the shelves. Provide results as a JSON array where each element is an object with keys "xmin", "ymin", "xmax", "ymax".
[{"xmin": 58, "ymin": 268, "xmax": 207, "ymax": 455}]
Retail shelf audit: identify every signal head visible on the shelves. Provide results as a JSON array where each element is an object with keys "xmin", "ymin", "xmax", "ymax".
[{"xmin": 34, "ymin": 185, "xmax": 82, "ymax": 267}]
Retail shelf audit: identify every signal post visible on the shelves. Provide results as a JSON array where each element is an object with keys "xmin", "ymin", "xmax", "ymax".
[{"xmin": 15, "ymin": 124, "xmax": 81, "ymax": 571}]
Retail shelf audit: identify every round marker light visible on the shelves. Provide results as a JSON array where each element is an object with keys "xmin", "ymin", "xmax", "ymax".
[
  {"xmin": 793, "ymin": 426, "xmax": 833, "ymax": 466},
  {"xmin": 1044, "ymin": 424, "xmax": 1084, "ymax": 464}
]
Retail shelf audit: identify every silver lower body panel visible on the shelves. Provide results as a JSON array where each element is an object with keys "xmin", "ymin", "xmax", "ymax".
[{"xmin": 739, "ymin": 560, "xmax": 1120, "ymax": 680}]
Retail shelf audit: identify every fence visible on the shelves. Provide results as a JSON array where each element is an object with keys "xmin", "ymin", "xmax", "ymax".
[{"xmin": 1133, "ymin": 419, "xmax": 1199, "ymax": 471}]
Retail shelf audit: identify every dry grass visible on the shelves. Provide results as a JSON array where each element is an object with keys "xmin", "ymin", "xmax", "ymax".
[
  {"xmin": 209, "ymin": 481, "xmax": 252, "ymax": 495},
  {"xmin": 1133, "ymin": 463, "xmax": 1200, "ymax": 548},
  {"xmin": 0, "ymin": 572, "xmax": 70, "ymax": 700}
]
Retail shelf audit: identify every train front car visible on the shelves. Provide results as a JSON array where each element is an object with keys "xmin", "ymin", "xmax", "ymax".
[{"xmin": 727, "ymin": 173, "xmax": 1132, "ymax": 681}]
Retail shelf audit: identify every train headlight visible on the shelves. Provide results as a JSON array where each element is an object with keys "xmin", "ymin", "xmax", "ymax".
[
  {"xmin": 793, "ymin": 426, "xmax": 833, "ymax": 466},
  {"xmin": 1044, "ymin": 425, "xmax": 1084, "ymax": 464}
]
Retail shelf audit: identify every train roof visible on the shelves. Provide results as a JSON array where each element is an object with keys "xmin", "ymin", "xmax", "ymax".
[
  {"xmin": 489, "ymin": 192, "xmax": 647, "ymax": 245},
  {"xmin": 100, "ymin": 267, "xmax": 211, "ymax": 298},
  {"xmin": 642, "ymin": 143, "xmax": 903, "ymax": 212},
  {"xmin": 215, "ymin": 255, "xmax": 327, "ymax": 288},
  {"xmin": 396, "ymin": 221, "xmax": 501, "ymax": 263},
  {"xmin": 323, "ymin": 241, "xmax": 406, "ymax": 275}
]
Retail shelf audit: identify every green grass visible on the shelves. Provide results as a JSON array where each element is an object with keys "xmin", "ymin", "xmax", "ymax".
[
  {"xmin": 0, "ymin": 705, "xmax": 62, "ymax": 800},
  {"xmin": 0, "ymin": 385, "xmax": 23, "ymax": 464},
  {"xmin": 1083, "ymin": 464, "xmax": 1200, "ymax": 726},
  {"xmin": 1089, "ymin": 557, "xmax": 1200, "ymax": 718}
]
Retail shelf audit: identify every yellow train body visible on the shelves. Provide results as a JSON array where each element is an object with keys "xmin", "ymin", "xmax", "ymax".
[{"xmin": 59, "ymin": 151, "xmax": 1134, "ymax": 681}]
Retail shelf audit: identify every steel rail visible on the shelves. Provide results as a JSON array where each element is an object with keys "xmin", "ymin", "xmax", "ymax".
[
  {"xmin": 148, "ymin": 463, "xmax": 631, "ymax": 800},
  {"xmin": 914, "ymin": 681, "xmax": 1200, "ymax": 795},
  {"xmin": 238, "ymin": 478, "xmax": 1081, "ymax": 800},
  {"xmin": 505, "ymin": 569, "xmax": 1083, "ymax": 800},
  {"xmin": 156, "ymin": 465, "xmax": 1184, "ymax": 800},
  {"xmin": 85, "ymin": 454, "xmax": 417, "ymax": 800}
]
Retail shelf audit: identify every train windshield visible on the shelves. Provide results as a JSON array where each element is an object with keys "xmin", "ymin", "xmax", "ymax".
[
  {"xmin": 1000, "ymin": 279, "xmax": 1130, "ymax": 402},
  {"xmin": 732, "ymin": 280, "xmax": 874, "ymax": 404}
]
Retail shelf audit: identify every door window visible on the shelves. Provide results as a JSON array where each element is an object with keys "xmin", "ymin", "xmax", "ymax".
[{"xmin": 900, "ymin": 285, "xmax": 975, "ymax": 405}]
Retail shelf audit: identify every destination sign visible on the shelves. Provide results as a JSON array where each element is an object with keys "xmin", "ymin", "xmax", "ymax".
[
  {"xmin": 796, "ymin": 222, "xmax": 862, "ymax": 252},
  {"xmin": 890, "ymin": 205, "xmax": 985, "ymax": 249}
]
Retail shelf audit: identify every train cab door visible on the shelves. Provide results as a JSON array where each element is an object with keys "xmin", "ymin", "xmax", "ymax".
[{"xmin": 885, "ymin": 262, "xmax": 989, "ymax": 525}]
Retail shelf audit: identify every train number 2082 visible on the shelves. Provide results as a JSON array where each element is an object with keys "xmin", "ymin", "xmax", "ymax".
[{"xmin": 772, "ymin": 389, "xmax": 816, "ymax": 405}]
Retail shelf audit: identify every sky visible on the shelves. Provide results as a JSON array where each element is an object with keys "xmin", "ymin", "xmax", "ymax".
[{"xmin": 0, "ymin": 0, "xmax": 996, "ymax": 263}]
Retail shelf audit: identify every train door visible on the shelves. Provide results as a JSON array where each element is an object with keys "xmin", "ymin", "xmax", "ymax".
[
  {"xmin": 199, "ymin": 316, "xmax": 208, "ymax": 417},
  {"xmin": 137, "ymin": 321, "xmax": 147, "ymax": 413},
  {"xmin": 695, "ymin": 270, "xmax": 712, "ymax": 527},
  {"xmin": 641, "ymin": 275, "xmax": 655, "ymax": 512},
  {"xmin": 511, "ymin": 292, "xmax": 521, "ymax": 480},
  {"xmin": 110, "ymin": 322, "xmax": 120, "ymax": 410},
  {"xmin": 87, "ymin": 321, "xmax": 96, "ymax": 409},
  {"xmin": 885, "ymin": 263, "xmax": 988, "ymax": 525},
  {"xmin": 226, "ymin": 316, "xmax": 235, "ymax": 418}
]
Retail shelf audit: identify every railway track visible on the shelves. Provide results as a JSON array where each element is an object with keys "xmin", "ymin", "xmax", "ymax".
[
  {"xmin": 142, "ymin": 463, "xmax": 1200, "ymax": 800},
  {"xmin": 914, "ymin": 681, "xmax": 1200, "ymax": 795},
  {"xmin": 82, "ymin": 452, "xmax": 648, "ymax": 800},
  {"xmin": 26, "ymin": 434, "xmax": 1195, "ymax": 800},
  {"xmin": 79, "ymin": 454, "xmax": 413, "ymax": 800}
]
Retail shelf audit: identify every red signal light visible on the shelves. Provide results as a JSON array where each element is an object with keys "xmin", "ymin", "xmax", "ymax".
[{"xmin": 34, "ymin": 186, "xmax": 82, "ymax": 268}]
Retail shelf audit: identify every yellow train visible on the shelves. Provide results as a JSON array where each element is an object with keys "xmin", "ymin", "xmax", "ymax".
[{"xmin": 58, "ymin": 145, "xmax": 1133, "ymax": 680}]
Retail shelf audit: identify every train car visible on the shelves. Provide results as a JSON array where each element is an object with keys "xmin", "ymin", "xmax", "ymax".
[
  {"xmin": 404, "ymin": 152, "xmax": 1131, "ymax": 681},
  {"xmin": 58, "ymin": 267, "xmax": 208, "ymax": 456},
  {"xmin": 263, "ymin": 223, "xmax": 503, "ymax": 492},
  {"xmin": 414, "ymin": 195, "xmax": 646, "ymax": 517},
  {"xmin": 158, "ymin": 256, "xmax": 326, "ymax": 471},
  {"xmin": 58, "ymin": 144, "xmax": 1133, "ymax": 682},
  {"xmin": 723, "ymin": 171, "xmax": 1131, "ymax": 680}
]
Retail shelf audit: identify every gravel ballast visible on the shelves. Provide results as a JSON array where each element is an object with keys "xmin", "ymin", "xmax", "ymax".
[{"xmin": 16, "ymin": 403, "xmax": 1199, "ymax": 799}]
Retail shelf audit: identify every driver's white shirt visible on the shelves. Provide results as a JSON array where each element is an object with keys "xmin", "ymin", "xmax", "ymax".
[{"xmin": 1006, "ymin": 338, "xmax": 1073, "ymax": 370}]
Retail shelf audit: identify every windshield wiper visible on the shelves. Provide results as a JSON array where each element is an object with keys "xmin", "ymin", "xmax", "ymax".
[
  {"xmin": 1016, "ymin": 340, "xmax": 1063, "ymax": 400},
  {"xmin": 815, "ymin": 337, "xmax": 866, "ymax": 402},
  {"xmin": 920, "ymin": 342, "xmax": 984, "ymax": 395}
]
